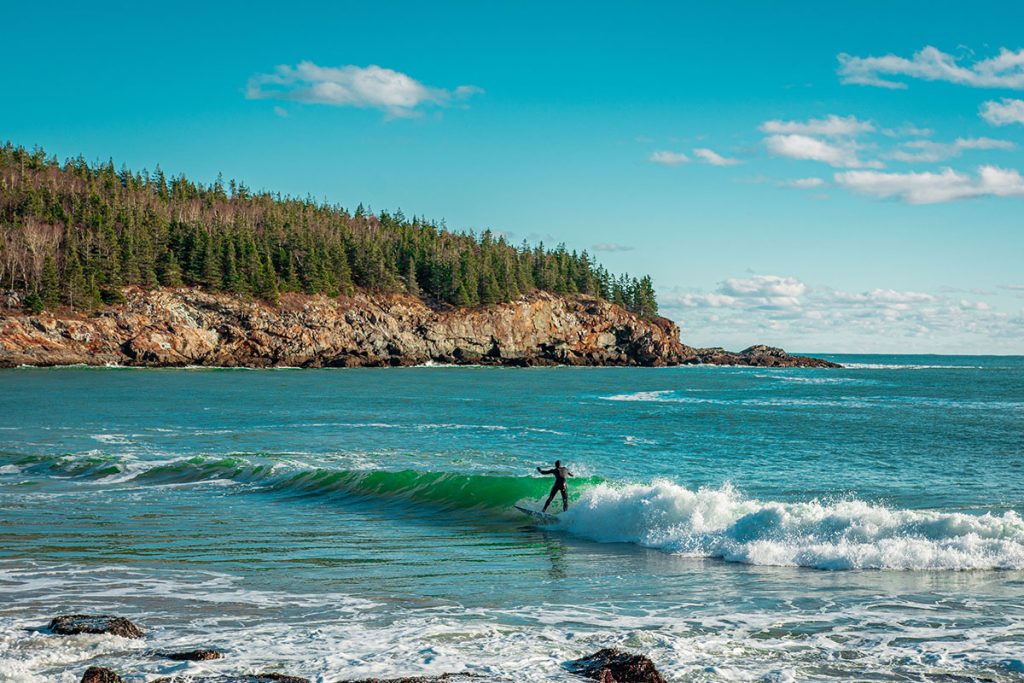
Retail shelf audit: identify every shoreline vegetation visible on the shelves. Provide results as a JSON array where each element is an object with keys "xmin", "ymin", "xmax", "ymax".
[
  {"xmin": 0, "ymin": 143, "xmax": 656, "ymax": 318},
  {"xmin": 0, "ymin": 142, "xmax": 837, "ymax": 368}
]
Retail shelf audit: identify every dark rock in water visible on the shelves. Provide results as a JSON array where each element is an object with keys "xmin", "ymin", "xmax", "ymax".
[
  {"xmin": 162, "ymin": 648, "xmax": 223, "ymax": 660},
  {"xmin": 152, "ymin": 675, "xmax": 309, "ymax": 683},
  {"xmin": 738, "ymin": 344, "xmax": 840, "ymax": 368},
  {"xmin": 566, "ymin": 648, "xmax": 667, "ymax": 683},
  {"xmin": 81, "ymin": 667, "xmax": 125, "ymax": 683},
  {"xmin": 49, "ymin": 614, "xmax": 144, "ymax": 639},
  {"xmin": 693, "ymin": 344, "xmax": 840, "ymax": 368}
]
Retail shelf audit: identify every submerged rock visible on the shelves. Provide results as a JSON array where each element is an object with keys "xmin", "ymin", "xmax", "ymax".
[
  {"xmin": 81, "ymin": 668, "xmax": 124, "ymax": 683},
  {"xmin": 49, "ymin": 614, "xmax": 144, "ymax": 639},
  {"xmin": 0, "ymin": 287, "xmax": 839, "ymax": 369},
  {"xmin": 152, "ymin": 675, "xmax": 309, "ymax": 683},
  {"xmin": 566, "ymin": 648, "xmax": 667, "ymax": 683},
  {"xmin": 336, "ymin": 675, "xmax": 485, "ymax": 683},
  {"xmin": 161, "ymin": 648, "xmax": 223, "ymax": 660}
]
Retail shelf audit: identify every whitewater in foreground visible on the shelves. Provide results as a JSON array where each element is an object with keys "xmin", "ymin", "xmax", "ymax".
[{"xmin": 1, "ymin": 354, "xmax": 1022, "ymax": 681}]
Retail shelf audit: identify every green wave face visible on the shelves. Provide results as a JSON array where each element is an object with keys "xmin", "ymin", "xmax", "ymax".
[
  {"xmin": 1, "ymin": 452, "xmax": 600, "ymax": 513},
  {"xmin": 273, "ymin": 469, "xmax": 590, "ymax": 510}
]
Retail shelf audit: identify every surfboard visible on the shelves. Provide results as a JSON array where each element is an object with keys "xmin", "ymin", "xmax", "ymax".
[{"xmin": 514, "ymin": 504, "xmax": 559, "ymax": 522}]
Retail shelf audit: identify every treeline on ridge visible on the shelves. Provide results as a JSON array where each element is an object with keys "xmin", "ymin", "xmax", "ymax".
[{"xmin": 0, "ymin": 143, "xmax": 658, "ymax": 318}]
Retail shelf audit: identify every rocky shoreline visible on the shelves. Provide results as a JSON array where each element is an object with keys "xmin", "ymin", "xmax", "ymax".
[
  {"xmin": 51, "ymin": 614, "xmax": 666, "ymax": 683},
  {"xmin": 0, "ymin": 288, "xmax": 839, "ymax": 369}
]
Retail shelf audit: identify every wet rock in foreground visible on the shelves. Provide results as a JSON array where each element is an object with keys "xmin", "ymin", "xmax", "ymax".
[
  {"xmin": 81, "ymin": 667, "xmax": 125, "ymax": 683},
  {"xmin": 566, "ymin": 648, "xmax": 667, "ymax": 683},
  {"xmin": 49, "ymin": 614, "xmax": 144, "ymax": 639},
  {"xmin": 161, "ymin": 648, "xmax": 223, "ymax": 660}
]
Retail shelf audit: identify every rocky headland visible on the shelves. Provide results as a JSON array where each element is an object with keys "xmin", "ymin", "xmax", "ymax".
[{"xmin": 0, "ymin": 288, "xmax": 839, "ymax": 369}]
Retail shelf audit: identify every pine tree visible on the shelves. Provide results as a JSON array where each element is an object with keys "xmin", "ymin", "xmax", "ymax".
[
  {"xmin": 41, "ymin": 255, "xmax": 60, "ymax": 308},
  {"xmin": 157, "ymin": 248, "xmax": 183, "ymax": 287}
]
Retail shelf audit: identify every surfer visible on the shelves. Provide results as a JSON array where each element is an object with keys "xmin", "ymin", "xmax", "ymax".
[{"xmin": 536, "ymin": 460, "xmax": 573, "ymax": 512}]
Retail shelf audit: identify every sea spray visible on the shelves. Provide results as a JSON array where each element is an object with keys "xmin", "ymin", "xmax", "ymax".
[{"xmin": 556, "ymin": 480, "xmax": 1024, "ymax": 570}]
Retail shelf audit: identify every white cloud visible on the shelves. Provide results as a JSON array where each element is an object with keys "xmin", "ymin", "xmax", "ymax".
[
  {"xmin": 764, "ymin": 134, "xmax": 881, "ymax": 168},
  {"xmin": 592, "ymin": 243, "xmax": 635, "ymax": 252},
  {"xmin": 981, "ymin": 98, "xmax": 1024, "ymax": 126},
  {"xmin": 760, "ymin": 114, "xmax": 875, "ymax": 137},
  {"xmin": 660, "ymin": 274, "xmax": 1024, "ymax": 353},
  {"xmin": 649, "ymin": 150, "xmax": 689, "ymax": 166},
  {"xmin": 882, "ymin": 124, "xmax": 934, "ymax": 138},
  {"xmin": 720, "ymin": 274, "xmax": 806, "ymax": 299},
  {"xmin": 834, "ymin": 165, "xmax": 1024, "ymax": 204},
  {"xmin": 693, "ymin": 148, "xmax": 741, "ymax": 166},
  {"xmin": 838, "ymin": 46, "xmax": 1024, "ymax": 89},
  {"xmin": 246, "ymin": 62, "xmax": 481, "ymax": 117},
  {"xmin": 885, "ymin": 137, "xmax": 1015, "ymax": 163},
  {"xmin": 273, "ymin": 105, "xmax": 289, "ymax": 118},
  {"xmin": 673, "ymin": 275, "xmax": 806, "ymax": 309},
  {"xmin": 783, "ymin": 177, "xmax": 826, "ymax": 189}
]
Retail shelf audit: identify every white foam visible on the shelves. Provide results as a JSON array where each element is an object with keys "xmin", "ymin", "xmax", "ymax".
[
  {"xmin": 602, "ymin": 390, "xmax": 687, "ymax": 403},
  {"xmin": 842, "ymin": 362, "xmax": 982, "ymax": 370},
  {"xmin": 90, "ymin": 434, "xmax": 132, "ymax": 445},
  {"xmin": 557, "ymin": 481, "xmax": 1024, "ymax": 571}
]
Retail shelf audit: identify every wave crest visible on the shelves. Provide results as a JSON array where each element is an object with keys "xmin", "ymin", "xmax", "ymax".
[{"xmin": 556, "ymin": 481, "xmax": 1024, "ymax": 571}]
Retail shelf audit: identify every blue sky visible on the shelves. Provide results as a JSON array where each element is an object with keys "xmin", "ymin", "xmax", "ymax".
[{"xmin": 3, "ymin": 1, "xmax": 1024, "ymax": 353}]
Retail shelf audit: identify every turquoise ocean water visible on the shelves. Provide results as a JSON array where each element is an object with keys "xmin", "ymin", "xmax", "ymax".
[{"xmin": 1, "ymin": 356, "xmax": 1023, "ymax": 681}]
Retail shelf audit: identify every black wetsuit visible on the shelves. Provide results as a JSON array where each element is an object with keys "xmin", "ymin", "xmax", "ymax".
[{"xmin": 538, "ymin": 465, "xmax": 573, "ymax": 512}]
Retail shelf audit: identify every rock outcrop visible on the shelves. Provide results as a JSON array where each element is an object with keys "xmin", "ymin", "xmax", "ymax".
[
  {"xmin": 566, "ymin": 649, "xmax": 667, "ymax": 683},
  {"xmin": 0, "ymin": 288, "xmax": 839, "ymax": 369},
  {"xmin": 81, "ymin": 668, "xmax": 125, "ymax": 683},
  {"xmin": 49, "ymin": 615, "xmax": 144, "ymax": 639}
]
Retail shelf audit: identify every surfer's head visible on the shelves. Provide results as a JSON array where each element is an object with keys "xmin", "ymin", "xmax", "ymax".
[{"xmin": 555, "ymin": 460, "xmax": 561, "ymax": 467}]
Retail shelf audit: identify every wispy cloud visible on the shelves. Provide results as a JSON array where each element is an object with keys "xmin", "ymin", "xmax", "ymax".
[
  {"xmin": 981, "ymin": 98, "xmax": 1024, "ymax": 126},
  {"xmin": 764, "ymin": 134, "xmax": 882, "ymax": 168},
  {"xmin": 838, "ymin": 46, "xmax": 1024, "ymax": 89},
  {"xmin": 760, "ymin": 114, "xmax": 874, "ymax": 137},
  {"xmin": 592, "ymin": 243, "xmax": 635, "ymax": 252},
  {"xmin": 782, "ymin": 177, "xmax": 826, "ymax": 189},
  {"xmin": 246, "ymin": 62, "xmax": 481, "ymax": 117},
  {"xmin": 834, "ymin": 165, "xmax": 1024, "ymax": 204},
  {"xmin": 648, "ymin": 150, "xmax": 690, "ymax": 166},
  {"xmin": 881, "ymin": 124, "xmax": 933, "ymax": 138},
  {"xmin": 693, "ymin": 148, "xmax": 741, "ymax": 166},
  {"xmin": 885, "ymin": 137, "xmax": 1014, "ymax": 163}
]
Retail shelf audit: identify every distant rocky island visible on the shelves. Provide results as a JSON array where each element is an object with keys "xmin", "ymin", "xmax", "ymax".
[{"xmin": 0, "ymin": 287, "xmax": 839, "ymax": 368}]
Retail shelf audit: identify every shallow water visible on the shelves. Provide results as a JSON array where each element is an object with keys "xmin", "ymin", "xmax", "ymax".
[{"xmin": 1, "ymin": 355, "xmax": 1023, "ymax": 681}]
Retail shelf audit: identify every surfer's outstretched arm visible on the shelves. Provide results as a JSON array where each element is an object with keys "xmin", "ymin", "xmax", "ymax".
[{"xmin": 537, "ymin": 467, "xmax": 555, "ymax": 474}]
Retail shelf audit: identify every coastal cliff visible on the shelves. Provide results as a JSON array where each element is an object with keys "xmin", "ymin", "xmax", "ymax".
[{"xmin": 0, "ymin": 288, "xmax": 838, "ymax": 368}]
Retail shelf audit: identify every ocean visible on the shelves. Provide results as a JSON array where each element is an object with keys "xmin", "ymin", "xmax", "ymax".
[{"xmin": 1, "ymin": 356, "xmax": 1023, "ymax": 682}]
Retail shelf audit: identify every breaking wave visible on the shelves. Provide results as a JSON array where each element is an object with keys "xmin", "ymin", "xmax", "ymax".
[
  {"xmin": 7, "ymin": 452, "xmax": 1024, "ymax": 571},
  {"xmin": 557, "ymin": 481, "xmax": 1024, "ymax": 571}
]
